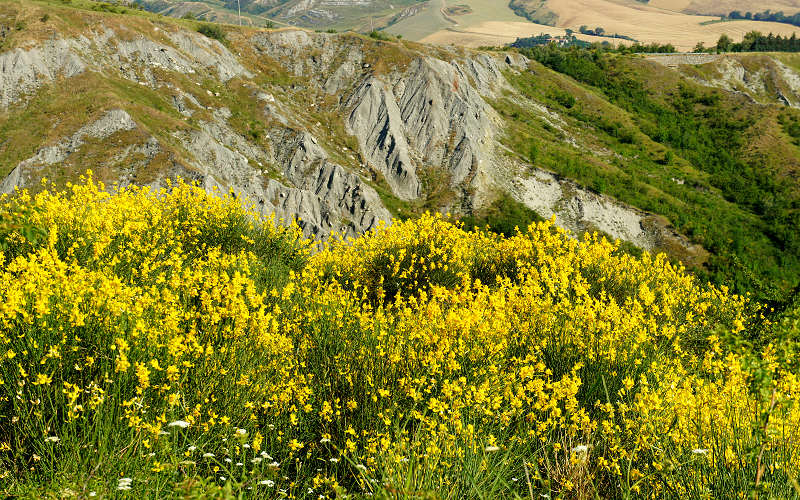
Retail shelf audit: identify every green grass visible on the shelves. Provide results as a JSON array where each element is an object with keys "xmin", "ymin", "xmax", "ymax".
[{"xmin": 460, "ymin": 192, "xmax": 545, "ymax": 237}]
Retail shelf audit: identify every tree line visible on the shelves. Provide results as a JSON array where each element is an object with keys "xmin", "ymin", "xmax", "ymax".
[
  {"xmin": 726, "ymin": 9, "xmax": 800, "ymax": 28},
  {"xmin": 705, "ymin": 31, "xmax": 800, "ymax": 53}
]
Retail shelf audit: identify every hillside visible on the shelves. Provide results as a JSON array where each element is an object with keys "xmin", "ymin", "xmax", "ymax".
[
  {"xmin": 2, "ymin": 0, "xmax": 800, "ymax": 301},
  {"xmin": 503, "ymin": 0, "xmax": 800, "ymax": 51},
  {"xmin": 3, "ymin": 2, "xmax": 800, "ymax": 498},
  {"xmin": 130, "ymin": 0, "xmax": 800, "ymax": 49},
  {"xmin": 135, "ymin": 0, "xmax": 428, "ymax": 31},
  {"xmin": 671, "ymin": 0, "xmax": 800, "ymax": 17},
  {"xmin": 2, "ymin": 178, "xmax": 800, "ymax": 498}
]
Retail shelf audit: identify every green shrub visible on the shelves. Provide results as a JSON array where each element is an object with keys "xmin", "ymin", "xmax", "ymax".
[
  {"xmin": 368, "ymin": 30, "xmax": 391, "ymax": 41},
  {"xmin": 197, "ymin": 23, "xmax": 226, "ymax": 43},
  {"xmin": 460, "ymin": 193, "xmax": 545, "ymax": 238}
]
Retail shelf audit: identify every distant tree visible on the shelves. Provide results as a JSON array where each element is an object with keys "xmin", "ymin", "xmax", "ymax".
[
  {"xmin": 745, "ymin": 11, "xmax": 753, "ymax": 19},
  {"xmin": 694, "ymin": 41, "xmax": 706, "ymax": 53},
  {"xmin": 579, "ymin": 25, "xmax": 589, "ymax": 34},
  {"xmin": 716, "ymin": 33, "xmax": 733, "ymax": 52},
  {"xmin": 595, "ymin": 26, "xmax": 605, "ymax": 36},
  {"xmin": 181, "ymin": 12, "xmax": 195, "ymax": 20},
  {"xmin": 729, "ymin": 10, "xmax": 743, "ymax": 19},
  {"xmin": 264, "ymin": 20, "xmax": 276, "ymax": 29}
]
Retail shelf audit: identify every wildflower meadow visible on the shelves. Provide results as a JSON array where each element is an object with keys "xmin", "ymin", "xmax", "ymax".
[{"xmin": 1, "ymin": 174, "xmax": 799, "ymax": 498}]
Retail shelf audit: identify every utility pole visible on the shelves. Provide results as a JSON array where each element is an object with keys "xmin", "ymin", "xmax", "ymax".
[{"xmin": 237, "ymin": 0, "xmax": 242, "ymax": 25}]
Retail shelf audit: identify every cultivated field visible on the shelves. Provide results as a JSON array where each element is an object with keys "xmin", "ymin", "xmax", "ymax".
[
  {"xmin": 418, "ymin": 0, "xmax": 800, "ymax": 50},
  {"xmin": 388, "ymin": 0, "xmax": 525, "ymax": 40},
  {"xmin": 419, "ymin": 20, "xmax": 610, "ymax": 47},
  {"xmin": 648, "ymin": 0, "xmax": 800, "ymax": 15},
  {"xmin": 682, "ymin": 0, "xmax": 800, "ymax": 16},
  {"xmin": 547, "ymin": 0, "xmax": 800, "ymax": 50}
]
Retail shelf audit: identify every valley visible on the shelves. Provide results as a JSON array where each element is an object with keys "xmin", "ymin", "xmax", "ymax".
[
  {"xmin": 3, "ymin": 1, "xmax": 800, "ymax": 498},
  {"xmin": 3, "ymin": 0, "xmax": 800, "ymax": 300}
]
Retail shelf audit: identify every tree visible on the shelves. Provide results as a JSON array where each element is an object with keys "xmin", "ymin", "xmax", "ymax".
[
  {"xmin": 595, "ymin": 26, "xmax": 605, "ymax": 36},
  {"xmin": 693, "ymin": 41, "xmax": 706, "ymax": 53},
  {"xmin": 717, "ymin": 33, "xmax": 733, "ymax": 52}
]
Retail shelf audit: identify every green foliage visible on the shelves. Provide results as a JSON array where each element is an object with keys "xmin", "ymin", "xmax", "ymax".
[
  {"xmin": 549, "ymin": 88, "xmax": 576, "ymax": 108},
  {"xmin": 368, "ymin": 30, "xmax": 391, "ymax": 41},
  {"xmin": 197, "ymin": 23, "xmax": 226, "ymax": 43},
  {"xmin": 0, "ymin": 207, "xmax": 47, "ymax": 257},
  {"xmin": 716, "ymin": 31, "xmax": 800, "ymax": 53},
  {"xmin": 90, "ymin": 2, "xmax": 127, "ymax": 14},
  {"xmin": 512, "ymin": 45, "xmax": 800, "ymax": 304},
  {"xmin": 460, "ymin": 193, "xmax": 545, "ymax": 238},
  {"xmin": 779, "ymin": 110, "xmax": 800, "ymax": 145}
]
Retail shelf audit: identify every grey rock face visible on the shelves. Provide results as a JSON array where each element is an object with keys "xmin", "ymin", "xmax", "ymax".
[
  {"xmin": 173, "ymin": 111, "xmax": 390, "ymax": 238},
  {"xmin": 346, "ymin": 78, "xmax": 420, "ymax": 200},
  {"xmin": 393, "ymin": 57, "xmax": 498, "ymax": 189},
  {"xmin": 0, "ymin": 28, "xmax": 251, "ymax": 109},
  {"xmin": 166, "ymin": 31, "xmax": 252, "ymax": 81},
  {"xmin": 0, "ymin": 39, "xmax": 85, "ymax": 108},
  {"xmin": 504, "ymin": 52, "xmax": 529, "ymax": 69}
]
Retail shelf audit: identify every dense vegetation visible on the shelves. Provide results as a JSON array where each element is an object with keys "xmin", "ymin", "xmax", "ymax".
[
  {"xmin": 511, "ymin": 34, "xmax": 592, "ymax": 49},
  {"xmin": 727, "ymin": 9, "xmax": 800, "ymax": 28},
  {"xmin": 196, "ymin": 22, "xmax": 227, "ymax": 42},
  {"xmin": 460, "ymin": 193, "xmax": 544, "ymax": 237},
  {"xmin": 714, "ymin": 31, "xmax": 800, "ymax": 53},
  {"xmin": 2, "ymin": 178, "xmax": 799, "ymax": 498},
  {"xmin": 578, "ymin": 25, "xmax": 635, "ymax": 41},
  {"xmin": 507, "ymin": 45, "xmax": 800, "ymax": 306}
]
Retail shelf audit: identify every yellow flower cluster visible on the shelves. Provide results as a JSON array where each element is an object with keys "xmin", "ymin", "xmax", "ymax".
[{"xmin": 1, "ymin": 175, "xmax": 798, "ymax": 497}]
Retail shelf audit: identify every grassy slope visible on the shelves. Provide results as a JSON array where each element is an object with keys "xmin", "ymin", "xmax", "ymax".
[{"xmin": 494, "ymin": 47, "xmax": 800, "ymax": 302}]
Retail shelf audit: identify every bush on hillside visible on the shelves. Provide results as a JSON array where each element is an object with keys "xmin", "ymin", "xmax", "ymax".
[
  {"xmin": 1, "ymin": 176, "xmax": 799, "ymax": 498},
  {"xmin": 197, "ymin": 23, "xmax": 226, "ymax": 43},
  {"xmin": 368, "ymin": 30, "xmax": 391, "ymax": 41}
]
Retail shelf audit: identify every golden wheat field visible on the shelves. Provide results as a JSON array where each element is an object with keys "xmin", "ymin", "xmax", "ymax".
[{"xmin": 420, "ymin": 0, "xmax": 800, "ymax": 50}]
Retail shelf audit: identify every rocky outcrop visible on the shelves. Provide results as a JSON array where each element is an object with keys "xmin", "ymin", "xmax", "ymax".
[
  {"xmin": 346, "ymin": 77, "xmax": 420, "ymax": 200},
  {"xmin": 673, "ymin": 54, "xmax": 800, "ymax": 108},
  {"xmin": 174, "ymin": 110, "xmax": 390, "ymax": 237},
  {"xmin": 0, "ymin": 27, "xmax": 250, "ymax": 109},
  {"xmin": 1, "ymin": 109, "xmax": 138, "ymax": 193},
  {"xmin": 0, "ymin": 39, "xmax": 85, "ymax": 108},
  {"xmin": 0, "ymin": 22, "xmax": 701, "ymax": 251},
  {"xmin": 393, "ymin": 56, "xmax": 498, "ymax": 189},
  {"xmin": 166, "ymin": 31, "xmax": 252, "ymax": 81}
]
